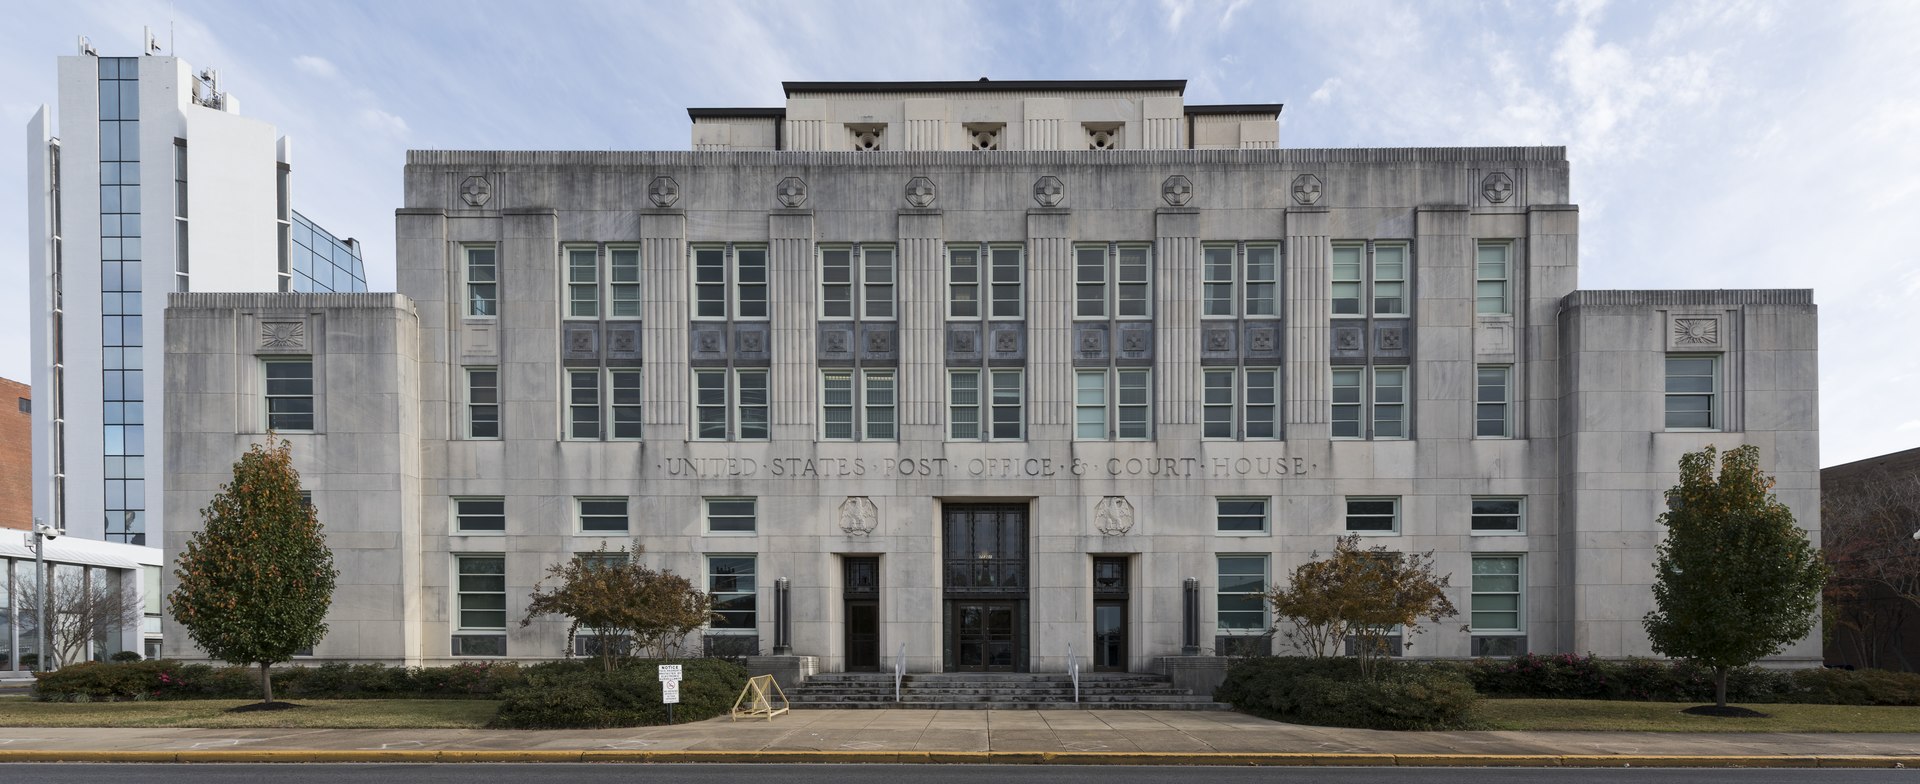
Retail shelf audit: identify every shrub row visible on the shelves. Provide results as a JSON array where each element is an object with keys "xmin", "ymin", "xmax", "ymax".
[
  {"xmin": 490, "ymin": 658, "xmax": 747, "ymax": 728},
  {"xmin": 1462, "ymin": 653, "xmax": 1920, "ymax": 705},
  {"xmin": 1215, "ymin": 657, "xmax": 1480, "ymax": 731},
  {"xmin": 35, "ymin": 659, "xmax": 529, "ymax": 702}
]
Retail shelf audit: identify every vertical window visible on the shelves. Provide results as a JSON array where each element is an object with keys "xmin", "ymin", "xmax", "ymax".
[
  {"xmin": 1074, "ymin": 244, "xmax": 1152, "ymax": 319},
  {"xmin": 1075, "ymin": 370, "xmax": 1108, "ymax": 439},
  {"xmin": 950, "ymin": 369, "xmax": 1024, "ymax": 441},
  {"xmin": 1372, "ymin": 366, "xmax": 1406, "ymax": 439},
  {"xmin": 821, "ymin": 247, "xmax": 854, "ymax": 318},
  {"xmin": 735, "ymin": 247, "xmax": 768, "ymax": 319},
  {"xmin": 863, "ymin": 246, "xmax": 895, "ymax": 319},
  {"xmin": 610, "ymin": 370, "xmax": 642, "ymax": 439},
  {"xmin": 566, "ymin": 369, "xmax": 600, "ymax": 440},
  {"xmin": 465, "ymin": 246, "xmax": 497, "ymax": 317},
  {"xmin": 1330, "ymin": 244, "xmax": 1363, "ymax": 316},
  {"xmin": 693, "ymin": 246, "xmax": 727, "ymax": 319},
  {"xmin": 952, "ymin": 244, "xmax": 1025, "ymax": 319},
  {"xmin": 1476, "ymin": 365, "xmax": 1512, "ymax": 438},
  {"xmin": 1245, "ymin": 244, "xmax": 1278, "ymax": 316},
  {"xmin": 736, "ymin": 369, "xmax": 769, "ymax": 440},
  {"xmin": 565, "ymin": 246, "xmax": 598, "ymax": 318},
  {"xmin": 692, "ymin": 245, "xmax": 769, "ymax": 319},
  {"xmin": 989, "ymin": 245, "xmax": 1023, "ymax": 318},
  {"xmin": 819, "ymin": 245, "xmax": 896, "ymax": 320},
  {"xmin": 708, "ymin": 555, "xmax": 757, "ymax": 631},
  {"xmin": 864, "ymin": 370, "xmax": 896, "ymax": 440},
  {"xmin": 1476, "ymin": 243, "xmax": 1510, "ymax": 315},
  {"xmin": 1373, "ymin": 243, "xmax": 1406, "ymax": 316},
  {"xmin": 1216, "ymin": 498, "xmax": 1269, "ymax": 534},
  {"xmin": 694, "ymin": 370, "xmax": 728, "ymax": 439},
  {"xmin": 822, "ymin": 371, "xmax": 854, "ymax": 439},
  {"xmin": 608, "ymin": 246, "xmax": 640, "ymax": 318},
  {"xmin": 1331, "ymin": 367, "xmax": 1363, "ymax": 439},
  {"xmin": 1216, "ymin": 555, "xmax": 1268, "ymax": 632},
  {"xmin": 452, "ymin": 554, "xmax": 507, "ymax": 656},
  {"xmin": 1345, "ymin": 497, "xmax": 1400, "ymax": 534},
  {"xmin": 705, "ymin": 498, "xmax": 757, "ymax": 534},
  {"xmin": 577, "ymin": 498, "xmax": 629, "ymax": 533},
  {"xmin": 1471, "ymin": 555, "xmax": 1523, "ymax": 632},
  {"xmin": 1117, "ymin": 369, "xmax": 1150, "ymax": 439},
  {"xmin": 465, "ymin": 367, "xmax": 499, "ymax": 439},
  {"xmin": 1664, "ymin": 356, "xmax": 1718, "ymax": 430},
  {"xmin": 1202, "ymin": 245, "xmax": 1235, "ymax": 317},
  {"xmin": 947, "ymin": 245, "xmax": 980, "ymax": 318},
  {"xmin": 454, "ymin": 497, "xmax": 505, "ymax": 533},
  {"xmin": 1204, "ymin": 368, "xmax": 1278, "ymax": 440},
  {"xmin": 1471, "ymin": 497, "xmax": 1524, "ymax": 534},
  {"xmin": 264, "ymin": 359, "xmax": 314, "ymax": 432}
]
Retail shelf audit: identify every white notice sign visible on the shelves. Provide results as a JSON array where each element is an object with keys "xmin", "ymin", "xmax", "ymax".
[
  {"xmin": 661, "ymin": 679, "xmax": 681, "ymax": 704},
  {"xmin": 658, "ymin": 664, "xmax": 683, "ymax": 681}
]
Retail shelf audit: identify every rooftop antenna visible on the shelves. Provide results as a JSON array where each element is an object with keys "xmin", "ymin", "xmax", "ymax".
[
  {"xmin": 169, "ymin": 0, "xmax": 175, "ymax": 55},
  {"xmin": 144, "ymin": 25, "xmax": 162, "ymax": 55},
  {"xmin": 78, "ymin": 35, "xmax": 98, "ymax": 57}
]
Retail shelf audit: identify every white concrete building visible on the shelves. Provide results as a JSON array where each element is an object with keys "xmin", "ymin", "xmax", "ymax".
[
  {"xmin": 25, "ymin": 42, "xmax": 367, "ymax": 553},
  {"xmin": 161, "ymin": 79, "xmax": 1820, "ymax": 674},
  {"xmin": 0, "ymin": 528, "xmax": 162, "ymax": 674}
]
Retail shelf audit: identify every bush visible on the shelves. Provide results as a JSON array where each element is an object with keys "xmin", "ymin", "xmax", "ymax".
[
  {"xmin": 1463, "ymin": 654, "xmax": 1908, "ymax": 705},
  {"xmin": 32, "ymin": 659, "xmax": 531, "ymax": 702},
  {"xmin": 1215, "ymin": 657, "xmax": 1478, "ymax": 731},
  {"xmin": 109, "ymin": 651, "xmax": 143, "ymax": 662},
  {"xmin": 492, "ymin": 658, "xmax": 747, "ymax": 728},
  {"xmin": 1787, "ymin": 668, "xmax": 1920, "ymax": 706}
]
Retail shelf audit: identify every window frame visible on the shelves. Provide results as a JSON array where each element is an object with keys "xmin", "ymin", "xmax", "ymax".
[
  {"xmin": 1476, "ymin": 242, "xmax": 1512, "ymax": 316},
  {"xmin": 464, "ymin": 366, "xmax": 500, "ymax": 440},
  {"xmin": 1330, "ymin": 367, "xmax": 1364, "ymax": 439},
  {"xmin": 819, "ymin": 368, "xmax": 900, "ymax": 442},
  {"xmin": 1216, "ymin": 554, "xmax": 1269, "ymax": 633},
  {"xmin": 263, "ymin": 357, "xmax": 315, "ymax": 433},
  {"xmin": 463, "ymin": 244, "xmax": 498, "ymax": 319},
  {"xmin": 706, "ymin": 554, "xmax": 758, "ymax": 634},
  {"xmin": 818, "ymin": 244, "xmax": 897, "ymax": 321},
  {"xmin": 947, "ymin": 368, "xmax": 1024, "ymax": 442},
  {"xmin": 607, "ymin": 244, "xmax": 641, "ymax": 319},
  {"xmin": 1073, "ymin": 367, "xmax": 1152, "ymax": 441},
  {"xmin": 704, "ymin": 497, "xmax": 757, "ymax": 536},
  {"xmin": 1344, "ymin": 496, "xmax": 1401, "ymax": 536},
  {"xmin": 1372, "ymin": 365, "xmax": 1408, "ymax": 440},
  {"xmin": 1471, "ymin": 496, "xmax": 1526, "ymax": 536},
  {"xmin": 576, "ymin": 497, "xmax": 629, "ymax": 534},
  {"xmin": 1203, "ymin": 366, "xmax": 1279, "ymax": 441},
  {"xmin": 608, "ymin": 369, "xmax": 642, "ymax": 440},
  {"xmin": 1470, "ymin": 554, "xmax": 1525, "ymax": 633},
  {"xmin": 735, "ymin": 368, "xmax": 770, "ymax": 441},
  {"xmin": 564, "ymin": 368, "xmax": 601, "ymax": 441},
  {"xmin": 689, "ymin": 244, "xmax": 770, "ymax": 321},
  {"xmin": 452, "ymin": 496, "xmax": 506, "ymax": 535},
  {"xmin": 1372, "ymin": 242, "xmax": 1408, "ymax": 317},
  {"xmin": 1476, "ymin": 364, "xmax": 1513, "ymax": 439},
  {"xmin": 1664, "ymin": 354, "xmax": 1720, "ymax": 431},
  {"xmin": 452, "ymin": 553, "xmax": 508, "ymax": 657},
  {"xmin": 1215, "ymin": 497, "xmax": 1271, "ymax": 535},
  {"xmin": 563, "ymin": 244, "xmax": 600, "ymax": 319},
  {"xmin": 1073, "ymin": 243, "xmax": 1153, "ymax": 320}
]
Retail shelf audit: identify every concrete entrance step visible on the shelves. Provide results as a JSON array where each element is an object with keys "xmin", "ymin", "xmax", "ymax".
[{"xmin": 787, "ymin": 671, "xmax": 1229, "ymax": 710}]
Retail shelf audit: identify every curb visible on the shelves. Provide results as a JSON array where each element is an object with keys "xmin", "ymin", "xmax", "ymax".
[{"xmin": 0, "ymin": 750, "xmax": 1914, "ymax": 767}]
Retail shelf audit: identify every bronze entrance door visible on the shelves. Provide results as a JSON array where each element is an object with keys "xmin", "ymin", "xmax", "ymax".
[
  {"xmin": 844, "ymin": 557, "xmax": 880, "ymax": 671},
  {"xmin": 1093, "ymin": 556, "xmax": 1129, "ymax": 671},
  {"xmin": 942, "ymin": 504, "xmax": 1029, "ymax": 672}
]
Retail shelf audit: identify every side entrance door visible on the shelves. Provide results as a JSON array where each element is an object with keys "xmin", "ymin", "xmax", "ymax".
[{"xmin": 844, "ymin": 557, "xmax": 880, "ymax": 671}]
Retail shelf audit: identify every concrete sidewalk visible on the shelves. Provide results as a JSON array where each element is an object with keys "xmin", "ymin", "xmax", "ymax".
[{"xmin": 2, "ymin": 709, "xmax": 1920, "ymax": 766}]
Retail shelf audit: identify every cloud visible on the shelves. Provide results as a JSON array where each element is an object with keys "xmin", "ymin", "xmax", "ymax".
[
  {"xmin": 292, "ymin": 55, "xmax": 337, "ymax": 79},
  {"xmin": 358, "ymin": 107, "xmax": 409, "ymax": 137},
  {"xmin": 1309, "ymin": 78, "xmax": 1340, "ymax": 104}
]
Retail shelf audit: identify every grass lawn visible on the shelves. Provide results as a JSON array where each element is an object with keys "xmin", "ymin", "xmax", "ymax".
[
  {"xmin": 0, "ymin": 699, "xmax": 500, "ymax": 729},
  {"xmin": 1476, "ymin": 699, "xmax": 1920, "ymax": 733}
]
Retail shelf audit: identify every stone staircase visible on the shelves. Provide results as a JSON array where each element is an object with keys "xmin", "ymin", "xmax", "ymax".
[{"xmin": 786, "ymin": 671, "xmax": 1228, "ymax": 710}]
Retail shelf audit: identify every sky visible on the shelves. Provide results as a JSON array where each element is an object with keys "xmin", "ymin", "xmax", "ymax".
[{"xmin": 3, "ymin": 0, "xmax": 1917, "ymax": 467}]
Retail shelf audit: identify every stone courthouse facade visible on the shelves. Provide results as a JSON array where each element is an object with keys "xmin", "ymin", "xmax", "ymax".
[{"xmin": 162, "ymin": 79, "xmax": 1821, "ymax": 672}]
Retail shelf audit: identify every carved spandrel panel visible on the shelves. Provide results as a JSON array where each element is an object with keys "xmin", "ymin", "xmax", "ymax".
[
  {"xmin": 562, "ymin": 322, "xmax": 599, "ymax": 361},
  {"xmin": 945, "ymin": 322, "xmax": 983, "ymax": 366}
]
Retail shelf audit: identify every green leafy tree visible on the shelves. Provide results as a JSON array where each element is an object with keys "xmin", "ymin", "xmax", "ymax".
[
  {"xmin": 1267, "ymin": 535, "xmax": 1457, "ymax": 678},
  {"xmin": 1644, "ymin": 445, "xmax": 1829, "ymax": 708},
  {"xmin": 522, "ymin": 545, "xmax": 713, "ymax": 672},
  {"xmin": 169, "ymin": 436, "xmax": 338, "ymax": 702}
]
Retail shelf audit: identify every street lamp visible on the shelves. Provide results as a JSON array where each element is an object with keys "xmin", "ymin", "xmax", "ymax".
[{"xmin": 31, "ymin": 518, "xmax": 63, "ymax": 671}]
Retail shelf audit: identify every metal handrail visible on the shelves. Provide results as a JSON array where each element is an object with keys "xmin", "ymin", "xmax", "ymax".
[
  {"xmin": 1066, "ymin": 643, "xmax": 1080, "ymax": 704},
  {"xmin": 894, "ymin": 642, "xmax": 906, "ymax": 703}
]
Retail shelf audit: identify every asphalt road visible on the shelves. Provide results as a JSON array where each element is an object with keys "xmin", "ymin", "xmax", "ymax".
[{"xmin": 0, "ymin": 765, "xmax": 1915, "ymax": 784}]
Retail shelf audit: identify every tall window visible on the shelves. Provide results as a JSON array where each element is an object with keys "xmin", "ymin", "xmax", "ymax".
[
  {"xmin": 1471, "ymin": 555, "xmax": 1523, "ymax": 632},
  {"xmin": 1345, "ymin": 497, "xmax": 1400, "ymax": 534},
  {"xmin": 1331, "ymin": 241, "xmax": 1410, "ymax": 317},
  {"xmin": 1074, "ymin": 244, "xmax": 1152, "ymax": 319},
  {"xmin": 1331, "ymin": 365, "xmax": 1408, "ymax": 440},
  {"xmin": 708, "ymin": 555, "xmax": 757, "ymax": 632},
  {"xmin": 608, "ymin": 246, "xmax": 640, "ymax": 318},
  {"xmin": 1476, "ymin": 242, "xmax": 1511, "ymax": 315},
  {"xmin": 565, "ymin": 369, "xmax": 600, "ymax": 440},
  {"xmin": 1216, "ymin": 498, "xmax": 1269, "ymax": 534},
  {"xmin": 820, "ymin": 245, "xmax": 895, "ymax": 320},
  {"xmin": 693, "ymin": 369, "xmax": 769, "ymax": 441},
  {"xmin": 692, "ymin": 245, "xmax": 768, "ymax": 320},
  {"xmin": 465, "ymin": 367, "xmax": 499, "ymax": 439},
  {"xmin": 564, "ymin": 369, "xmax": 640, "ymax": 441},
  {"xmin": 705, "ymin": 498, "xmax": 757, "ymax": 534},
  {"xmin": 1203, "ymin": 367, "xmax": 1278, "ymax": 440},
  {"xmin": 1201, "ymin": 243, "xmax": 1279, "ymax": 318},
  {"xmin": 822, "ymin": 370, "xmax": 896, "ymax": 441},
  {"xmin": 465, "ymin": 246, "xmax": 497, "ymax": 317},
  {"xmin": 1476, "ymin": 365, "xmax": 1512, "ymax": 438},
  {"xmin": 1471, "ymin": 497, "xmax": 1524, "ymax": 534},
  {"xmin": 453, "ymin": 497, "xmax": 505, "ymax": 534},
  {"xmin": 609, "ymin": 370, "xmax": 642, "ymax": 439},
  {"xmin": 948, "ymin": 244, "xmax": 1024, "ymax": 319},
  {"xmin": 452, "ymin": 554, "xmax": 506, "ymax": 656},
  {"xmin": 264, "ymin": 359, "xmax": 314, "ymax": 432},
  {"xmin": 1216, "ymin": 555, "xmax": 1268, "ymax": 632},
  {"xmin": 565, "ymin": 245, "xmax": 599, "ymax": 318},
  {"xmin": 949, "ymin": 369, "xmax": 1023, "ymax": 441},
  {"xmin": 577, "ymin": 497, "xmax": 629, "ymax": 533},
  {"xmin": 1664, "ymin": 356, "xmax": 1718, "ymax": 430},
  {"xmin": 1074, "ymin": 369, "xmax": 1151, "ymax": 440}
]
